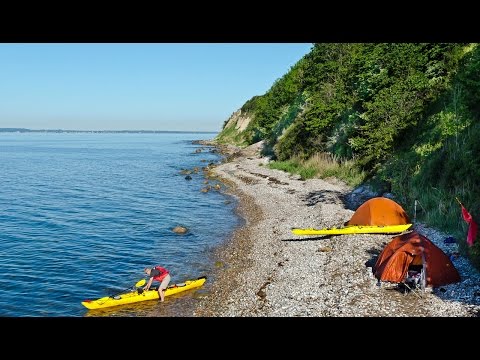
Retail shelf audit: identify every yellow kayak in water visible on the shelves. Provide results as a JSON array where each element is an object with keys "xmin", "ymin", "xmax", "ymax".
[
  {"xmin": 291, "ymin": 224, "xmax": 412, "ymax": 236},
  {"xmin": 81, "ymin": 276, "xmax": 206, "ymax": 310}
]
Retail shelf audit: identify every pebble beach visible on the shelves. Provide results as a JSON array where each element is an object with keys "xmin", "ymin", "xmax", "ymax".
[{"xmin": 193, "ymin": 141, "xmax": 480, "ymax": 317}]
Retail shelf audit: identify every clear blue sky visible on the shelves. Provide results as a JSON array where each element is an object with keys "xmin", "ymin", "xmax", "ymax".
[{"xmin": 0, "ymin": 43, "xmax": 313, "ymax": 132}]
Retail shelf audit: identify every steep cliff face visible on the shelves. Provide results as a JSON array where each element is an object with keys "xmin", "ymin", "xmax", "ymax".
[
  {"xmin": 224, "ymin": 109, "xmax": 252, "ymax": 132},
  {"xmin": 216, "ymin": 109, "xmax": 254, "ymax": 146}
]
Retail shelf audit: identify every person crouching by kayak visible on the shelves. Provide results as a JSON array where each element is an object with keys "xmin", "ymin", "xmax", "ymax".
[{"xmin": 143, "ymin": 266, "xmax": 171, "ymax": 302}]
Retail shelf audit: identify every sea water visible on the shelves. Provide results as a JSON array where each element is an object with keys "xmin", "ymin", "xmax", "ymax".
[{"xmin": 0, "ymin": 132, "xmax": 242, "ymax": 317}]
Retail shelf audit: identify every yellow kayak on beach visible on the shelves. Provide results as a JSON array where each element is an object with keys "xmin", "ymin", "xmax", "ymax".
[
  {"xmin": 81, "ymin": 276, "xmax": 206, "ymax": 310},
  {"xmin": 291, "ymin": 224, "xmax": 412, "ymax": 236}
]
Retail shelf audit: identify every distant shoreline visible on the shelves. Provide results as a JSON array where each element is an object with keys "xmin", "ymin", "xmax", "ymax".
[{"xmin": 0, "ymin": 128, "xmax": 218, "ymax": 134}]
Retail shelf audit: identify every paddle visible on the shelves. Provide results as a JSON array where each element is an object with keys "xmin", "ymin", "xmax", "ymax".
[
  {"xmin": 82, "ymin": 279, "xmax": 148, "ymax": 307},
  {"xmin": 109, "ymin": 279, "xmax": 146, "ymax": 299}
]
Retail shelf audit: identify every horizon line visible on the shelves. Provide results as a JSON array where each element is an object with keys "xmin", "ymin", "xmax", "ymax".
[{"xmin": 0, "ymin": 127, "xmax": 219, "ymax": 134}]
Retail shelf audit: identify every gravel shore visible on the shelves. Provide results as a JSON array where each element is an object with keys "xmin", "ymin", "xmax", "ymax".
[{"xmin": 193, "ymin": 142, "xmax": 480, "ymax": 317}]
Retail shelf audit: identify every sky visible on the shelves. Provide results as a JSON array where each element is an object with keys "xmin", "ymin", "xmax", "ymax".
[{"xmin": 0, "ymin": 43, "xmax": 313, "ymax": 132}]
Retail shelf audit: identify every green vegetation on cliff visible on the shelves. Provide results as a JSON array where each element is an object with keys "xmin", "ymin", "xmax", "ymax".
[{"xmin": 216, "ymin": 43, "xmax": 480, "ymax": 269}]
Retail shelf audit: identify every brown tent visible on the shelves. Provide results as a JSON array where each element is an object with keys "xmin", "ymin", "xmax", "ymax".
[
  {"xmin": 373, "ymin": 231, "xmax": 461, "ymax": 287},
  {"xmin": 347, "ymin": 197, "xmax": 411, "ymax": 226}
]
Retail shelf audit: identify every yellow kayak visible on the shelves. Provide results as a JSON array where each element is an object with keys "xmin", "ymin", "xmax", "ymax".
[
  {"xmin": 81, "ymin": 276, "xmax": 206, "ymax": 310},
  {"xmin": 291, "ymin": 224, "xmax": 412, "ymax": 236}
]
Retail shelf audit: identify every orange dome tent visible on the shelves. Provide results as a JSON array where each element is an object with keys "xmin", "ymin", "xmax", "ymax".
[
  {"xmin": 347, "ymin": 197, "xmax": 411, "ymax": 226},
  {"xmin": 373, "ymin": 231, "xmax": 461, "ymax": 287}
]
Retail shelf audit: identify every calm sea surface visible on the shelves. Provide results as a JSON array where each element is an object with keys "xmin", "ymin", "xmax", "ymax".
[{"xmin": 0, "ymin": 132, "xmax": 242, "ymax": 317}]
